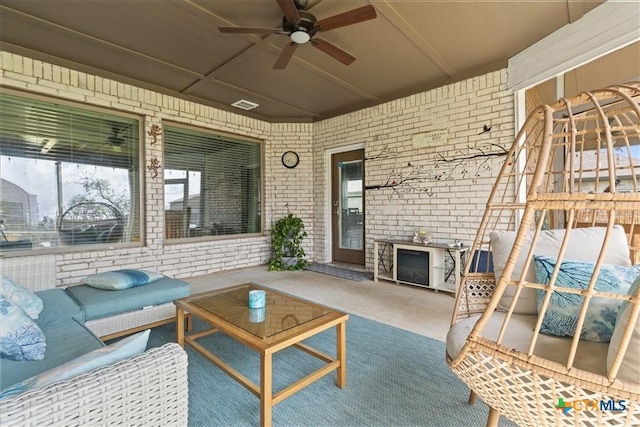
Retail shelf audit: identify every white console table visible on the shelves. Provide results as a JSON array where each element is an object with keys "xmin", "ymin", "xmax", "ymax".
[{"xmin": 373, "ymin": 239, "xmax": 469, "ymax": 295}]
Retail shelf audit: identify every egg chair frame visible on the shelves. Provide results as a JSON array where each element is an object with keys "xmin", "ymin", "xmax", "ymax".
[
  {"xmin": 58, "ymin": 201, "xmax": 124, "ymax": 245},
  {"xmin": 448, "ymin": 82, "xmax": 640, "ymax": 426}
]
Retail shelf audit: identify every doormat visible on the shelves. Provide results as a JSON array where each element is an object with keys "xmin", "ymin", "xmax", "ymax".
[{"xmin": 304, "ymin": 263, "xmax": 373, "ymax": 282}]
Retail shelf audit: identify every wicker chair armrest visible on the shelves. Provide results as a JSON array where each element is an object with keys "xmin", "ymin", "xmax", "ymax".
[
  {"xmin": 0, "ymin": 343, "xmax": 188, "ymax": 427},
  {"xmin": 452, "ymin": 273, "xmax": 496, "ymax": 323}
]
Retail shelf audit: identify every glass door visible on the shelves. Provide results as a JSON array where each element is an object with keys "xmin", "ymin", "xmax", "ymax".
[{"xmin": 331, "ymin": 149, "xmax": 365, "ymax": 265}]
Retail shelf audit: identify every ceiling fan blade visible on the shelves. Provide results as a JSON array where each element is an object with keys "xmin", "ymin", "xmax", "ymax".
[
  {"xmin": 276, "ymin": 0, "xmax": 301, "ymax": 25},
  {"xmin": 273, "ymin": 42, "xmax": 299, "ymax": 69},
  {"xmin": 311, "ymin": 38, "xmax": 356, "ymax": 65},
  {"xmin": 219, "ymin": 27, "xmax": 279, "ymax": 34},
  {"xmin": 313, "ymin": 5, "xmax": 377, "ymax": 32}
]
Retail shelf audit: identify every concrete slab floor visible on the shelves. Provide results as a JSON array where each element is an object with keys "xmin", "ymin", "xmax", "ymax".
[{"xmin": 183, "ymin": 265, "xmax": 456, "ymax": 342}]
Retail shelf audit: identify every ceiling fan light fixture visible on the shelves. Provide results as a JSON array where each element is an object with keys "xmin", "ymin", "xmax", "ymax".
[
  {"xmin": 290, "ymin": 30, "xmax": 310, "ymax": 44},
  {"xmin": 40, "ymin": 138, "xmax": 57, "ymax": 154}
]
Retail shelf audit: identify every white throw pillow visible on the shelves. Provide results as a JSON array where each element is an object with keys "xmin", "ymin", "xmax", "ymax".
[
  {"xmin": 1, "ymin": 274, "xmax": 43, "ymax": 320},
  {"xmin": 607, "ymin": 277, "xmax": 640, "ymax": 384},
  {"xmin": 491, "ymin": 225, "xmax": 631, "ymax": 314}
]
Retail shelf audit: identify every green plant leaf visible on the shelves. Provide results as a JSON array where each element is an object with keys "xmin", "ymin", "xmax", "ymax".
[{"xmin": 269, "ymin": 213, "xmax": 308, "ymax": 271}]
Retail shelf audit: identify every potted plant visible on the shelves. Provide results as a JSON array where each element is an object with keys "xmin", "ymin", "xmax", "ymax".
[{"xmin": 269, "ymin": 213, "xmax": 308, "ymax": 271}]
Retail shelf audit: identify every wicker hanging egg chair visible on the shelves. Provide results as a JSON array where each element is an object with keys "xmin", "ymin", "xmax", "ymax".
[
  {"xmin": 58, "ymin": 202, "xmax": 124, "ymax": 245},
  {"xmin": 447, "ymin": 82, "xmax": 640, "ymax": 426}
]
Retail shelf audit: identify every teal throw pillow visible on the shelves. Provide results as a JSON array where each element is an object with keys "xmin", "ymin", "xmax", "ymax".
[
  {"xmin": 1, "ymin": 274, "xmax": 43, "ymax": 319},
  {"xmin": 534, "ymin": 256, "xmax": 640, "ymax": 342},
  {"xmin": 82, "ymin": 269, "xmax": 164, "ymax": 290},
  {"xmin": 0, "ymin": 329, "xmax": 149, "ymax": 400},
  {"xmin": 0, "ymin": 295, "xmax": 46, "ymax": 361}
]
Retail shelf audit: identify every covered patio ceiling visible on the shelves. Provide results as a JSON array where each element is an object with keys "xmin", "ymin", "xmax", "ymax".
[{"xmin": 1, "ymin": 0, "xmax": 621, "ymax": 122}]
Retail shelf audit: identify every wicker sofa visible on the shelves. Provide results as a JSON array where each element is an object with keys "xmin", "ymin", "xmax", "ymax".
[
  {"xmin": 2, "ymin": 255, "xmax": 188, "ymax": 340},
  {"xmin": 0, "ymin": 255, "xmax": 190, "ymax": 426},
  {"xmin": 0, "ymin": 343, "xmax": 188, "ymax": 426}
]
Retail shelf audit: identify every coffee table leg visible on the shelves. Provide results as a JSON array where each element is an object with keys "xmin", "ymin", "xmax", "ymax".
[
  {"xmin": 176, "ymin": 307, "xmax": 184, "ymax": 347},
  {"xmin": 260, "ymin": 350, "xmax": 273, "ymax": 427},
  {"xmin": 336, "ymin": 320, "xmax": 346, "ymax": 388}
]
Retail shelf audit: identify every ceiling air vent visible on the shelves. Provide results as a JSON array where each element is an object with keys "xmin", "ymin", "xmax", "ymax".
[{"xmin": 231, "ymin": 99, "xmax": 259, "ymax": 111}]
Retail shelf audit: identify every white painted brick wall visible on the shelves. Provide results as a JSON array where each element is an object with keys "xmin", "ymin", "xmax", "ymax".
[
  {"xmin": 1, "ymin": 52, "xmax": 514, "ymax": 280},
  {"xmin": 1, "ymin": 51, "xmax": 315, "ymax": 284},
  {"xmin": 267, "ymin": 122, "xmax": 315, "ymax": 258},
  {"xmin": 312, "ymin": 70, "xmax": 515, "ymax": 269}
]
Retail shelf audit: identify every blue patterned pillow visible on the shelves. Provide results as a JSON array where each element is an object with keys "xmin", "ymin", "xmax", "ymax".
[
  {"xmin": 0, "ymin": 295, "xmax": 46, "ymax": 361},
  {"xmin": 534, "ymin": 256, "xmax": 640, "ymax": 342},
  {"xmin": 82, "ymin": 269, "xmax": 164, "ymax": 290},
  {"xmin": 1, "ymin": 274, "xmax": 43, "ymax": 320}
]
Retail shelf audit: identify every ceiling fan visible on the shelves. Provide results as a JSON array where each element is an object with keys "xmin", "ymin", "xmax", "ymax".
[
  {"xmin": 218, "ymin": 0, "xmax": 377, "ymax": 70},
  {"xmin": 105, "ymin": 124, "xmax": 129, "ymax": 153},
  {"xmin": 108, "ymin": 128, "xmax": 125, "ymax": 147}
]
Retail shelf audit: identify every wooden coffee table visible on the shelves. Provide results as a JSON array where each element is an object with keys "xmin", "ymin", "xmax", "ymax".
[{"xmin": 174, "ymin": 283, "xmax": 349, "ymax": 427}]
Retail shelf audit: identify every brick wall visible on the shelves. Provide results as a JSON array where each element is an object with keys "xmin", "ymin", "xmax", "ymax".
[
  {"xmin": 1, "ymin": 52, "xmax": 514, "ymax": 280},
  {"xmin": 312, "ymin": 70, "xmax": 515, "ymax": 267},
  {"xmin": 0, "ymin": 52, "xmax": 314, "ymax": 284}
]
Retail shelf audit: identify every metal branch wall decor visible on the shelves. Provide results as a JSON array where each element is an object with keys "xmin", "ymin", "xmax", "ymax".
[
  {"xmin": 365, "ymin": 142, "xmax": 510, "ymax": 198},
  {"xmin": 365, "ymin": 145, "xmax": 398, "ymax": 161}
]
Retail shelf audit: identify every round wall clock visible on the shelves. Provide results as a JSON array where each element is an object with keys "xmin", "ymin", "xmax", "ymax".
[{"xmin": 281, "ymin": 151, "xmax": 300, "ymax": 169}]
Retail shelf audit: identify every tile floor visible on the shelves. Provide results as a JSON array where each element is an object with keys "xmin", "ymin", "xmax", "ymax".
[{"xmin": 184, "ymin": 265, "xmax": 456, "ymax": 342}]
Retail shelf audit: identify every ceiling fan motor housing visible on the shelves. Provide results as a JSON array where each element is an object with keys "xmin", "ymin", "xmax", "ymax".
[
  {"xmin": 108, "ymin": 136, "xmax": 125, "ymax": 146},
  {"xmin": 282, "ymin": 10, "xmax": 317, "ymax": 38}
]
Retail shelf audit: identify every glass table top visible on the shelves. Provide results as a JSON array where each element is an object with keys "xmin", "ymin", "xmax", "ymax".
[{"xmin": 186, "ymin": 284, "xmax": 332, "ymax": 339}]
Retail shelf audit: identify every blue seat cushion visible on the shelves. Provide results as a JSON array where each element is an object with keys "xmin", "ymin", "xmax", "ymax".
[
  {"xmin": 64, "ymin": 277, "xmax": 190, "ymax": 321},
  {"xmin": 35, "ymin": 289, "xmax": 84, "ymax": 327},
  {"xmin": 0, "ymin": 318, "xmax": 104, "ymax": 390}
]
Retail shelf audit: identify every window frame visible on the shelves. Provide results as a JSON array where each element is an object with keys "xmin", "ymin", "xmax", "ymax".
[
  {"xmin": 0, "ymin": 88, "xmax": 145, "ymax": 256},
  {"xmin": 162, "ymin": 121, "xmax": 265, "ymax": 243}
]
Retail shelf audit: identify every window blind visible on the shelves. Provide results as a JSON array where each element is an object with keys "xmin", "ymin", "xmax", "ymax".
[
  {"xmin": 164, "ymin": 125, "xmax": 262, "ymax": 239},
  {"xmin": 0, "ymin": 92, "xmax": 139, "ymax": 169},
  {"xmin": 0, "ymin": 91, "xmax": 142, "ymax": 252}
]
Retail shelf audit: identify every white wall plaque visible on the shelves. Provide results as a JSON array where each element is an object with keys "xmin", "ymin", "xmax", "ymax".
[{"xmin": 413, "ymin": 129, "xmax": 447, "ymax": 148}]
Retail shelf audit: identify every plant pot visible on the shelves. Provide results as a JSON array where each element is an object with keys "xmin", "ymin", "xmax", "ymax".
[{"xmin": 281, "ymin": 257, "xmax": 298, "ymax": 268}]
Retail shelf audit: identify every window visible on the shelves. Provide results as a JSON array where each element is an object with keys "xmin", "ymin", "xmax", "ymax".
[
  {"xmin": 0, "ymin": 92, "xmax": 141, "ymax": 252},
  {"xmin": 163, "ymin": 124, "xmax": 262, "ymax": 240}
]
